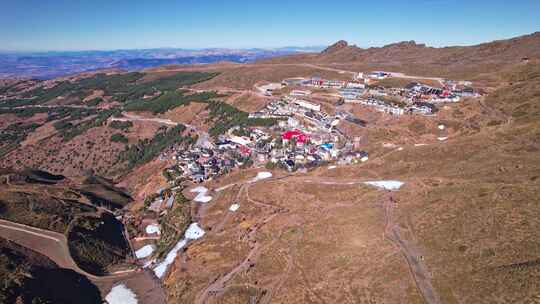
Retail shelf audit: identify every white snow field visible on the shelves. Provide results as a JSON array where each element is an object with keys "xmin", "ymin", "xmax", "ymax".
[
  {"xmin": 185, "ymin": 223, "xmax": 205, "ymax": 239},
  {"xmin": 135, "ymin": 245, "xmax": 155, "ymax": 259},
  {"xmin": 364, "ymin": 180, "xmax": 404, "ymax": 190},
  {"xmin": 191, "ymin": 186, "xmax": 213, "ymax": 203},
  {"xmin": 153, "ymin": 239, "xmax": 187, "ymax": 278},
  {"xmin": 252, "ymin": 171, "xmax": 272, "ymax": 182},
  {"xmin": 153, "ymin": 222, "xmax": 206, "ymax": 278},
  {"xmin": 105, "ymin": 284, "xmax": 138, "ymax": 304}
]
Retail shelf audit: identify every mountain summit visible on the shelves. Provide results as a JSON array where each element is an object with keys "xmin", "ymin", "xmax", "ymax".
[{"xmin": 321, "ymin": 40, "xmax": 349, "ymax": 54}]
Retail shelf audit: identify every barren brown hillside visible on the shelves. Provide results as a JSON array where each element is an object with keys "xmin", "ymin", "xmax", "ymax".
[{"xmin": 261, "ymin": 32, "xmax": 540, "ymax": 80}]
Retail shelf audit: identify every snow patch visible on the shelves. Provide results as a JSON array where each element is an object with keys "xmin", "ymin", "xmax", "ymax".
[
  {"xmin": 360, "ymin": 156, "xmax": 369, "ymax": 162},
  {"xmin": 397, "ymin": 147, "xmax": 404, "ymax": 151},
  {"xmin": 328, "ymin": 165, "xmax": 337, "ymax": 170},
  {"xmin": 229, "ymin": 203, "xmax": 240, "ymax": 212},
  {"xmin": 191, "ymin": 186, "xmax": 212, "ymax": 203},
  {"xmin": 145, "ymin": 224, "xmax": 160, "ymax": 235},
  {"xmin": 414, "ymin": 143, "xmax": 428, "ymax": 147},
  {"xmin": 153, "ymin": 223, "xmax": 206, "ymax": 278},
  {"xmin": 185, "ymin": 223, "xmax": 205, "ymax": 240},
  {"xmin": 437, "ymin": 136, "xmax": 448, "ymax": 141},
  {"xmin": 364, "ymin": 180, "xmax": 404, "ymax": 191},
  {"xmin": 252, "ymin": 171, "xmax": 272, "ymax": 181},
  {"xmin": 135, "ymin": 245, "xmax": 155, "ymax": 259},
  {"xmin": 438, "ymin": 124, "xmax": 445, "ymax": 130},
  {"xmin": 153, "ymin": 239, "xmax": 187, "ymax": 278},
  {"xmin": 105, "ymin": 284, "xmax": 138, "ymax": 304}
]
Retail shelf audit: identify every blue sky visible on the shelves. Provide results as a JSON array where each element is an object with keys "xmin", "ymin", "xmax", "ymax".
[{"xmin": 1, "ymin": 0, "xmax": 539, "ymax": 51}]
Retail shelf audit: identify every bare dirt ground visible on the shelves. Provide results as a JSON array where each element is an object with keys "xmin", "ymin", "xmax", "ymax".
[
  {"xmin": 159, "ymin": 102, "xmax": 209, "ymax": 125},
  {"xmin": 226, "ymin": 91, "xmax": 269, "ymax": 112},
  {"xmin": 117, "ymin": 158, "xmax": 173, "ymax": 203}
]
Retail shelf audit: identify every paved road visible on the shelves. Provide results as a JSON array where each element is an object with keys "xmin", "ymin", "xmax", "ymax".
[
  {"xmin": 0, "ymin": 219, "xmax": 135, "ymax": 281},
  {"xmin": 0, "ymin": 219, "xmax": 103, "ymax": 279}
]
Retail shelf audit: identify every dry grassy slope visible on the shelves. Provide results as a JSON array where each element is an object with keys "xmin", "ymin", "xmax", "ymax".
[
  {"xmin": 144, "ymin": 62, "xmax": 351, "ymax": 90},
  {"xmin": 356, "ymin": 63, "xmax": 540, "ymax": 303},
  {"xmin": 261, "ymin": 32, "xmax": 540, "ymax": 81}
]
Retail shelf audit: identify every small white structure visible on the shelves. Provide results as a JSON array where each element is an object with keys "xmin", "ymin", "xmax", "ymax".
[
  {"xmin": 293, "ymin": 99, "xmax": 321, "ymax": 112},
  {"xmin": 346, "ymin": 82, "xmax": 366, "ymax": 89},
  {"xmin": 229, "ymin": 135, "xmax": 251, "ymax": 146},
  {"xmin": 229, "ymin": 203, "xmax": 240, "ymax": 212},
  {"xmin": 287, "ymin": 117, "xmax": 300, "ymax": 128},
  {"xmin": 290, "ymin": 90, "xmax": 311, "ymax": 96},
  {"xmin": 367, "ymin": 71, "xmax": 390, "ymax": 80}
]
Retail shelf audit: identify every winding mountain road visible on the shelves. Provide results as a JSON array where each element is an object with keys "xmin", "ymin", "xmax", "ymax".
[{"xmin": 0, "ymin": 219, "xmax": 135, "ymax": 281}]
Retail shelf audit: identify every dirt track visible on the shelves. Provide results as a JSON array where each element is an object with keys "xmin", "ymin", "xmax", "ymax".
[
  {"xmin": 195, "ymin": 179, "xmax": 285, "ymax": 304},
  {"xmin": 383, "ymin": 195, "xmax": 441, "ymax": 304}
]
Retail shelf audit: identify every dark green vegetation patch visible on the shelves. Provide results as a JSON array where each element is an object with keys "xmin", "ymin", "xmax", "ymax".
[
  {"xmin": 0, "ymin": 191, "xmax": 97, "ymax": 234},
  {"xmin": 108, "ymin": 120, "xmax": 133, "ymax": 131},
  {"xmin": 119, "ymin": 124, "xmax": 196, "ymax": 169},
  {"xmin": 110, "ymin": 133, "xmax": 128, "ymax": 143},
  {"xmin": 0, "ymin": 122, "xmax": 40, "ymax": 157},
  {"xmin": 68, "ymin": 213, "xmax": 131, "ymax": 276},
  {"xmin": 0, "ymin": 71, "xmax": 219, "ymax": 108},
  {"xmin": 124, "ymin": 90, "xmax": 223, "ymax": 114},
  {"xmin": 155, "ymin": 192, "xmax": 192, "ymax": 258},
  {"xmin": 206, "ymin": 101, "xmax": 279, "ymax": 137}
]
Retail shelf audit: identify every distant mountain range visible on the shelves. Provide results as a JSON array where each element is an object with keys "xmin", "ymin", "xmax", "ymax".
[{"xmin": 0, "ymin": 46, "xmax": 324, "ymax": 79}]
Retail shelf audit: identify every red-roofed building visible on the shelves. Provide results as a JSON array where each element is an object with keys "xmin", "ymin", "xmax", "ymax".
[
  {"xmin": 238, "ymin": 145, "xmax": 251, "ymax": 156},
  {"xmin": 282, "ymin": 130, "xmax": 308, "ymax": 145}
]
